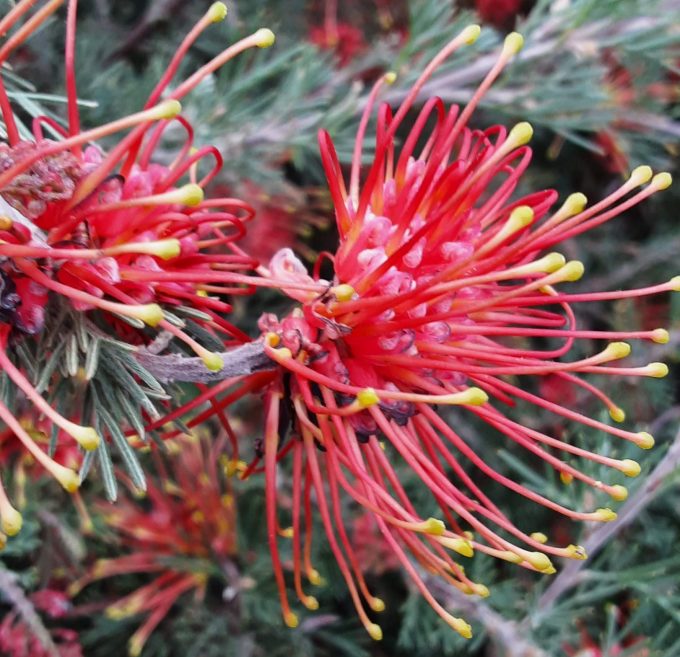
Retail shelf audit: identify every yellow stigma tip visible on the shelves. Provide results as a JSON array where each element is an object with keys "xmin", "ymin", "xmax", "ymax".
[
  {"xmin": 509, "ymin": 205, "xmax": 534, "ymax": 229},
  {"xmin": 368, "ymin": 624, "xmax": 383, "ymax": 641},
  {"xmin": 473, "ymin": 584, "xmax": 490, "ymax": 598},
  {"xmin": 208, "ymin": 2, "xmax": 227, "ymax": 22},
  {"xmin": 137, "ymin": 304, "xmax": 164, "ymax": 327},
  {"xmin": 265, "ymin": 332, "xmax": 280, "ymax": 347},
  {"xmin": 179, "ymin": 183, "xmax": 204, "ymax": 207},
  {"xmin": 559, "ymin": 261, "xmax": 585, "ymax": 282},
  {"xmin": 528, "ymin": 552, "xmax": 553, "ymax": 571},
  {"xmin": 668, "ymin": 276, "xmax": 680, "ymax": 291},
  {"xmin": 563, "ymin": 192, "xmax": 587, "ymax": 216},
  {"xmin": 284, "ymin": 611, "xmax": 298, "ymax": 628},
  {"xmin": 530, "ymin": 532, "xmax": 548, "ymax": 544},
  {"xmin": 652, "ymin": 172, "xmax": 672, "ymax": 190},
  {"xmin": 154, "ymin": 99, "xmax": 182, "ymax": 120},
  {"xmin": 630, "ymin": 165, "xmax": 653, "ymax": 185},
  {"xmin": 308, "ymin": 569, "xmax": 322, "ymax": 586},
  {"xmin": 332, "ymin": 284, "xmax": 355, "ymax": 302},
  {"xmin": 371, "ymin": 598, "xmax": 386, "ymax": 612},
  {"xmin": 1, "ymin": 508, "xmax": 22, "ymax": 536},
  {"xmin": 440, "ymin": 536, "xmax": 474, "ymax": 557},
  {"xmin": 648, "ymin": 362, "xmax": 669, "ymax": 378},
  {"xmin": 73, "ymin": 426, "xmax": 101, "ymax": 451},
  {"xmin": 357, "ymin": 388, "xmax": 380, "ymax": 408},
  {"xmin": 151, "ymin": 238, "xmax": 181, "ymax": 260},
  {"xmin": 620, "ymin": 459, "xmax": 641, "ymax": 477},
  {"xmin": 508, "ymin": 121, "xmax": 533, "ymax": 147},
  {"xmin": 566, "ymin": 544, "xmax": 587, "ymax": 560},
  {"xmin": 423, "ymin": 517, "xmax": 446, "ymax": 535},
  {"xmin": 464, "ymin": 387, "xmax": 488, "ymax": 405},
  {"xmin": 609, "ymin": 485, "xmax": 628, "ymax": 501},
  {"xmin": 609, "ymin": 406, "xmax": 626, "ymax": 423},
  {"xmin": 304, "ymin": 596, "xmax": 319, "ymax": 611},
  {"xmin": 254, "ymin": 28, "xmax": 275, "ymax": 48},
  {"xmin": 541, "ymin": 252, "xmax": 566, "ymax": 273},
  {"xmin": 636, "ymin": 432, "xmax": 654, "ymax": 449},
  {"xmin": 651, "ymin": 328, "xmax": 670, "ymax": 344},
  {"xmin": 201, "ymin": 352, "xmax": 224, "ymax": 372},
  {"xmin": 560, "ymin": 471, "xmax": 574, "ymax": 485},
  {"xmin": 384, "ymin": 71, "xmax": 397, "ymax": 84},
  {"xmin": 56, "ymin": 468, "xmax": 80, "ymax": 493},
  {"xmin": 462, "ymin": 24, "xmax": 481, "ymax": 45},
  {"xmin": 452, "ymin": 618, "xmax": 473, "ymax": 639},
  {"xmin": 606, "ymin": 341, "xmax": 631, "ymax": 359},
  {"xmin": 280, "ymin": 526, "xmax": 294, "ymax": 539},
  {"xmin": 594, "ymin": 508, "xmax": 617, "ymax": 522},
  {"xmin": 504, "ymin": 31, "xmax": 524, "ymax": 55}
]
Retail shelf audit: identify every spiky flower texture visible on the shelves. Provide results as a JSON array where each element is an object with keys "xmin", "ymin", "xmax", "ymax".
[
  {"xmin": 0, "ymin": 1, "xmax": 274, "ymax": 536},
  {"xmin": 256, "ymin": 28, "xmax": 674, "ymax": 638}
]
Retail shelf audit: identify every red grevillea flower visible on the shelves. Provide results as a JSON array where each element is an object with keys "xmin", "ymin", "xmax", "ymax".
[
  {"xmin": 70, "ymin": 432, "xmax": 237, "ymax": 657},
  {"xmin": 248, "ymin": 27, "xmax": 674, "ymax": 639},
  {"xmin": 0, "ymin": 1, "xmax": 274, "ymax": 524}
]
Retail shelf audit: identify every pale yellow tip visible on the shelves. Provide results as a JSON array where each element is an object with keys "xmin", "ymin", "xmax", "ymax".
[
  {"xmin": 284, "ymin": 611, "xmax": 299, "ymax": 628},
  {"xmin": 509, "ymin": 205, "xmax": 534, "ymax": 229},
  {"xmin": 201, "ymin": 352, "xmax": 224, "ymax": 372},
  {"xmin": 384, "ymin": 71, "xmax": 397, "ymax": 85},
  {"xmin": 652, "ymin": 172, "xmax": 672, "ymax": 190},
  {"xmin": 565, "ymin": 544, "xmax": 587, "ymax": 560},
  {"xmin": 609, "ymin": 406, "xmax": 625, "ymax": 423},
  {"xmin": 636, "ymin": 432, "xmax": 654, "ymax": 449},
  {"xmin": 594, "ymin": 508, "xmax": 617, "ymax": 522},
  {"xmin": 280, "ymin": 526, "xmax": 294, "ymax": 539},
  {"xmin": 609, "ymin": 485, "xmax": 628, "ymax": 502},
  {"xmin": 308, "ymin": 569, "xmax": 322, "ymax": 586},
  {"xmin": 463, "ymin": 387, "xmax": 488, "ymax": 405},
  {"xmin": 303, "ymin": 596, "xmax": 319, "ymax": 611},
  {"xmin": 357, "ymin": 387, "xmax": 380, "ymax": 408},
  {"xmin": 563, "ymin": 192, "xmax": 587, "ymax": 216},
  {"xmin": 630, "ymin": 165, "xmax": 653, "ymax": 186},
  {"xmin": 179, "ymin": 183, "xmax": 204, "ymax": 207},
  {"xmin": 152, "ymin": 238, "xmax": 181, "ymax": 260},
  {"xmin": 605, "ymin": 341, "xmax": 631, "ymax": 360},
  {"xmin": 451, "ymin": 617, "xmax": 473, "ymax": 639},
  {"xmin": 559, "ymin": 260, "xmax": 585, "ymax": 282},
  {"xmin": 136, "ymin": 304, "xmax": 164, "ymax": 327},
  {"xmin": 332, "ymin": 284, "xmax": 355, "ymax": 302},
  {"xmin": 508, "ymin": 121, "xmax": 533, "ymax": 147},
  {"xmin": 651, "ymin": 328, "xmax": 670, "ymax": 344},
  {"xmin": 540, "ymin": 252, "xmax": 566, "ymax": 273},
  {"xmin": 153, "ymin": 99, "xmax": 182, "ymax": 120},
  {"xmin": 647, "ymin": 362, "xmax": 669, "ymax": 378},
  {"xmin": 254, "ymin": 28, "xmax": 275, "ymax": 48},
  {"xmin": 72, "ymin": 426, "xmax": 101, "ymax": 451},
  {"xmin": 503, "ymin": 31, "xmax": 524, "ymax": 55},
  {"xmin": 423, "ymin": 517, "xmax": 446, "ymax": 536},
  {"xmin": 208, "ymin": 2, "xmax": 227, "ymax": 22},
  {"xmin": 669, "ymin": 276, "xmax": 680, "ymax": 292},
  {"xmin": 530, "ymin": 532, "xmax": 548, "ymax": 544},
  {"xmin": 370, "ymin": 598, "xmax": 386, "ymax": 613},
  {"xmin": 440, "ymin": 536, "xmax": 474, "ymax": 557},
  {"xmin": 368, "ymin": 624, "xmax": 383, "ymax": 641},
  {"xmin": 1, "ymin": 508, "xmax": 22, "ymax": 536},
  {"xmin": 473, "ymin": 583, "xmax": 490, "ymax": 598},
  {"xmin": 620, "ymin": 459, "xmax": 641, "ymax": 477},
  {"xmin": 56, "ymin": 467, "xmax": 80, "ymax": 493},
  {"xmin": 461, "ymin": 24, "xmax": 481, "ymax": 45},
  {"xmin": 560, "ymin": 471, "xmax": 574, "ymax": 485},
  {"xmin": 525, "ymin": 551, "xmax": 553, "ymax": 571}
]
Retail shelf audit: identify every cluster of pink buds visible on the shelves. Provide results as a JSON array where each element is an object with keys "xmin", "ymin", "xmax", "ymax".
[
  {"xmin": 251, "ymin": 27, "xmax": 674, "ymax": 639},
  {"xmin": 0, "ymin": 0, "xmax": 275, "ymax": 537}
]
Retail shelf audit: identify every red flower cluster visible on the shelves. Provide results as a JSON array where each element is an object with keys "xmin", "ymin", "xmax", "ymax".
[
  {"xmin": 0, "ymin": 1, "xmax": 273, "ymax": 528},
  {"xmin": 71, "ymin": 432, "xmax": 237, "ymax": 657},
  {"xmin": 249, "ymin": 27, "xmax": 673, "ymax": 638}
]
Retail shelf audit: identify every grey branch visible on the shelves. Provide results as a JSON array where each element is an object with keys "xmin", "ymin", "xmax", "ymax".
[
  {"xmin": 0, "ymin": 566, "xmax": 57, "ymax": 656},
  {"xmin": 532, "ymin": 421, "xmax": 680, "ymax": 616},
  {"xmin": 135, "ymin": 340, "xmax": 274, "ymax": 383}
]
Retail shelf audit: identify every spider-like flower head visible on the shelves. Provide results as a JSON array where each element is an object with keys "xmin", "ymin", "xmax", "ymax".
[{"xmin": 255, "ymin": 27, "xmax": 674, "ymax": 638}]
